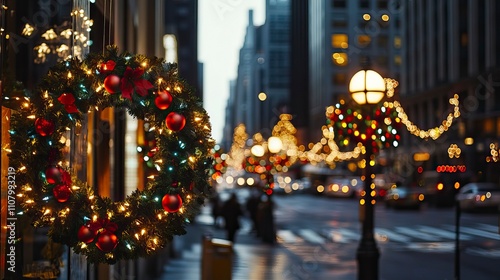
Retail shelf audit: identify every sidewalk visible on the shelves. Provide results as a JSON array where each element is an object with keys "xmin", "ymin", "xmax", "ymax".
[
  {"xmin": 155, "ymin": 204, "xmax": 302, "ymax": 280},
  {"xmin": 155, "ymin": 204, "xmax": 358, "ymax": 280}
]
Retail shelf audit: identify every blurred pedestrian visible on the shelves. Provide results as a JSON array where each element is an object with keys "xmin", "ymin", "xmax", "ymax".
[
  {"xmin": 210, "ymin": 193, "xmax": 221, "ymax": 228},
  {"xmin": 257, "ymin": 195, "xmax": 276, "ymax": 244},
  {"xmin": 221, "ymin": 193, "xmax": 243, "ymax": 242},
  {"xmin": 246, "ymin": 189, "xmax": 261, "ymax": 235}
]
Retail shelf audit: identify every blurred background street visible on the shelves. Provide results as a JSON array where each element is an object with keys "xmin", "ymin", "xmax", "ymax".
[{"xmin": 155, "ymin": 176, "xmax": 500, "ymax": 280}]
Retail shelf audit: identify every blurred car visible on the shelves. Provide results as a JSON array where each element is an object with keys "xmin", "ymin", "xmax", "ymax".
[
  {"xmin": 324, "ymin": 177, "xmax": 362, "ymax": 198},
  {"xmin": 456, "ymin": 182, "xmax": 500, "ymax": 211},
  {"xmin": 419, "ymin": 170, "xmax": 467, "ymax": 207},
  {"xmin": 273, "ymin": 174, "xmax": 310, "ymax": 195},
  {"xmin": 384, "ymin": 186, "xmax": 425, "ymax": 209}
]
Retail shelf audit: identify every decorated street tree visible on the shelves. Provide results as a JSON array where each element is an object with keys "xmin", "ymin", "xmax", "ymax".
[
  {"xmin": 326, "ymin": 99, "xmax": 402, "ymax": 155},
  {"xmin": 2, "ymin": 46, "xmax": 214, "ymax": 264},
  {"xmin": 209, "ymin": 144, "xmax": 229, "ymax": 181},
  {"xmin": 226, "ymin": 123, "xmax": 248, "ymax": 170},
  {"xmin": 270, "ymin": 114, "xmax": 299, "ymax": 172}
]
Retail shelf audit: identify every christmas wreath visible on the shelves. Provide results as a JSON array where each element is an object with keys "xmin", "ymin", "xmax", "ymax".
[{"xmin": 3, "ymin": 46, "xmax": 214, "ymax": 264}]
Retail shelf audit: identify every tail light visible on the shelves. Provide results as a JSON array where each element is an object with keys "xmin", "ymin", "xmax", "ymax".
[{"xmin": 379, "ymin": 189, "xmax": 387, "ymax": 197}]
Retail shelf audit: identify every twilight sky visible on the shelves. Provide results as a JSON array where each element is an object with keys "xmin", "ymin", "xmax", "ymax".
[{"xmin": 199, "ymin": 0, "xmax": 266, "ymax": 143}]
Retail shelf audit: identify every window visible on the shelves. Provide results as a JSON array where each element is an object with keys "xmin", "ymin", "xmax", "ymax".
[
  {"xmin": 461, "ymin": 33, "xmax": 468, "ymax": 46},
  {"xmin": 357, "ymin": 35, "xmax": 371, "ymax": 47},
  {"xmin": 376, "ymin": 55, "xmax": 388, "ymax": 67},
  {"xmin": 359, "ymin": 20, "xmax": 369, "ymax": 30},
  {"xmin": 332, "ymin": 73, "xmax": 347, "ymax": 85},
  {"xmin": 332, "ymin": 20, "xmax": 347, "ymax": 28},
  {"xmin": 378, "ymin": 0, "xmax": 388, "ymax": 9},
  {"xmin": 394, "ymin": 55, "xmax": 401, "ymax": 65},
  {"xmin": 332, "ymin": 0, "xmax": 346, "ymax": 8},
  {"xmin": 332, "ymin": 52, "xmax": 348, "ymax": 66},
  {"xmin": 331, "ymin": 34, "xmax": 348, "ymax": 48},
  {"xmin": 394, "ymin": 36, "xmax": 401, "ymax": 48},
  {"xmin": 377, "ymin": 35, "xmax": 388, "ymax": 48}
]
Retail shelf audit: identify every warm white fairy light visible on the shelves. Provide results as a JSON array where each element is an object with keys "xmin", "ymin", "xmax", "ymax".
[
  {"xmin": 385, "ymin": 94, "xmax": 460, "ymax": 140},
  {"xmin": 488, "ymin": 143, "xmax": 499, "ymax": 162},
  {"xmin": 448, "ymin": 144, "xmax": 461, "ymax": 158},
  {"xmin": 299, "ymin": 125, "xmax": 362, "ymax": 165}
]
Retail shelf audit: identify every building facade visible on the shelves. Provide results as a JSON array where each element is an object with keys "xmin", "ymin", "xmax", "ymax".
[
  {"xmin": 1, "ymin": 1, "xmax": 201, "ymax": 279},
  {"xmin": 223, "ymin": 0, "xmax": 291, "ymax": 143},
  {"xmin": 308, "ymin": 0, "xmax": 402, "ymax": 140},
  {"xmin": 400, "ymin": 0, "xmax": 500, "ymax": 183}
]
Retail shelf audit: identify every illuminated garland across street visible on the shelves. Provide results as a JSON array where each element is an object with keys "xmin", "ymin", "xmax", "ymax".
[
  {"xmin": 299, "ymin": 125, "xmax": 363, "ymax": 165},
  {"xmin": 384, "ymin": 78, "xmax": 461, "ymax": 140},
  {"xmin": 386, "ymin": 94, "xmax": 461, "ymax": 140},
  {"xmin": 3, "ymin": 46, "xmax": 214, "ymax": 264}
]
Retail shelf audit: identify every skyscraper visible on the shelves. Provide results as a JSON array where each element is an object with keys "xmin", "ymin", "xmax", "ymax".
[
  {"xmin": 400, "ymin": 0, "xmax": 500, "ymax": 182},
  {"xmin": 309, "ymin": 0, "xmax": 401, "ymax": 140}
]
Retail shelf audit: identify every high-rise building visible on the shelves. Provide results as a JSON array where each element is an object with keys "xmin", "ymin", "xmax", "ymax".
[
  {"xmin": 290, "ymin": 0, "xmax": 310, "ymax": 145},
  {"xmin": 229, "ymin": 10, "xmax": 260, "ymax": 137},
  {"xmin": 224, "ymin": 1, "xmax": 291, "ymax": 141},
  {"xmin": 400, "ymin": 0, "xmax": 500, "ymax": 182},
  {"xmin": 164, "ymin": 0, "xmax": 201, "ymax": 99},
  {"xmin": 309, "ymin": 0, "xmax": 401, "ymax": 140},
  {"xmin": 261, "ymin": 0, "xmax": 291, "ymax": 133}
]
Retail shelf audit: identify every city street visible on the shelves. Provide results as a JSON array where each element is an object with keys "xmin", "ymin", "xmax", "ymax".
[
  {"xmin": 272, "ymin": 194, "xmax": 500, "ymax": 279},
  {"xmin": 161, "ymin": 192, "xmax": 500, "ymax": 280}
]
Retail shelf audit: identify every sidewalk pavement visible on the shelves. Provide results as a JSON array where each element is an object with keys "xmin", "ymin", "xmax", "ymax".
[{"xmin": 155, "ymin": 204, "xmax": 358, "ymax": 280}]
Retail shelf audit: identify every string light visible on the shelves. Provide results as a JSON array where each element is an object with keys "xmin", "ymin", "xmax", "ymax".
[
  {"xmin": 487, "ymin": 143, "xmax": 499, "ymax": 162},
  {"xmin": 386, "ymin": 94, "xmax": 460, "ymax": 140}
]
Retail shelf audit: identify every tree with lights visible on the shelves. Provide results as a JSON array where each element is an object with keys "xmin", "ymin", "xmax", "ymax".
[
  {"xmin": 270, "ymin": 114, "xmax": 299, "ymax": 172},
  {"xmin": 2, "ymin": 46, "xmax": 214, "ymax": 264},
  {"xmin": 326, "ymin": 99, "xmax": 402, "ymax": 155},
  {"xmin": 210, "ymin": 145, "xmax": 229, "ymax": 181},
  {"xmin": 226, "ymin": 123, "xmax": 248, "ymax": 170}
]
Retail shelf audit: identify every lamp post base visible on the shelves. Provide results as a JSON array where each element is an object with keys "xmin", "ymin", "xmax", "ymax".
[{"xmin": 356, "ymin": 242, "xmax": 380, "ymax": 280}]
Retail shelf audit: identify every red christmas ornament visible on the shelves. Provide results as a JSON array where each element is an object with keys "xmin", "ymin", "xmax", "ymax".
[
  {"xmin": 78, "ymin": 225, "xmax": 97, "ymax": 244},
  {"xmin": 165, "ymin": 112, "xmax": 186, "ymax": 131},
  {"xmin": 104, "ymin": 74, "xmax": 121, "ymax": 93},
  {"xmin": 162, "ymin": 194, "xmax": 183, "ymax": 213},
  {"xmin": 96, "ymin": 231, "xmax": 118, "ymax": 252},
  {"xmin": 45, "ymin": 166, "xmax": 61, "ymax": 184},
  {"xmin": 53, "ymin": 184, "xmax": 71, "ymax": 203},
  {"xmin": 35, "ymin": 118, "xmax": 55, "ymax": 136},
  {"xmin": 154, "ymin": 90, "xmax": 173, "ymax": 110}
]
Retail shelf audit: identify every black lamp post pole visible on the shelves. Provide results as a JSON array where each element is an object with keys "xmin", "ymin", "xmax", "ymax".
[
  {"xmin": 454, "ymin": 200, "xmax": 461, "ymax": 280},
  {"xmin": 356, "ymin": 142, "xmax": 380, "ymax": 280}
]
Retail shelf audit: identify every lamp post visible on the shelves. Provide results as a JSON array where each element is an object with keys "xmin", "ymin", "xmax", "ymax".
[
  {"xmin": 349, "ymin": 69, "xmax": 386, "ymax": 280},
  {"xmin": 250, "ymin": 135, "xmax": 283, "ymax": 243},
  {"xmin": 250, "ymin": 136, "xmax": 283, "ymax": 193}
]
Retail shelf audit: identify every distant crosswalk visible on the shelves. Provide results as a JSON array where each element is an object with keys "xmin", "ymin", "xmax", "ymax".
[{"xmin": 277, "ymin": 223, "xmax": 500, "ymax": 246}]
